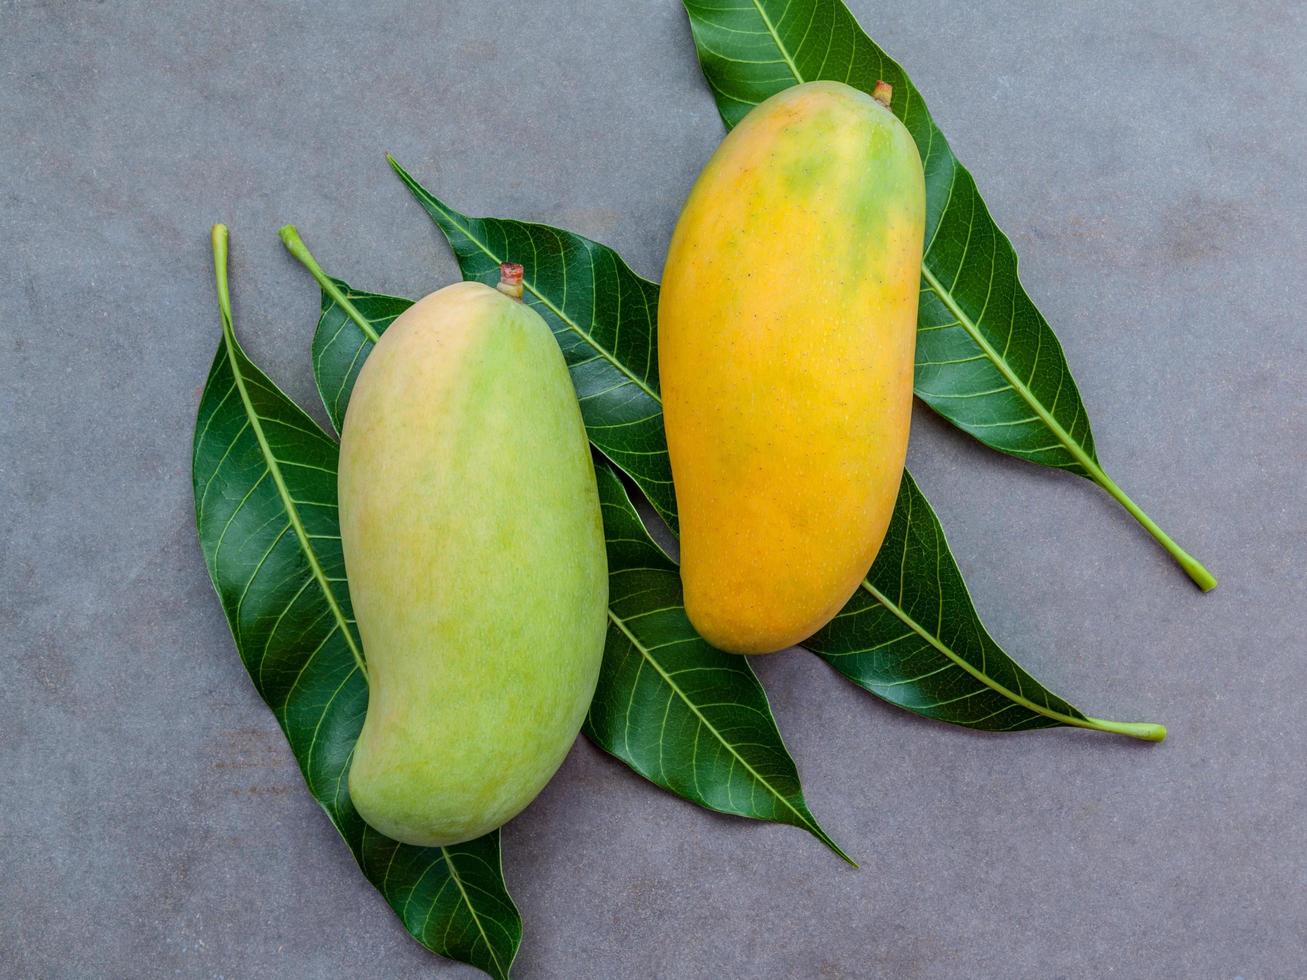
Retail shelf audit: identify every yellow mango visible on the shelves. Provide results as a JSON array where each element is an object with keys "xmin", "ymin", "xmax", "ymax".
[{"xmin": 659, "ymin": 80, "xmax": 925, "ymax": 655}]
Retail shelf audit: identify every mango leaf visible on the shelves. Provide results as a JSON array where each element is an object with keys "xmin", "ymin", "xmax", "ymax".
[
  {"xmin": 387, "ymin": 157, "xmax": 677, "ymax": 533},
  {"xmin": 192, "ymin": 226, "xmax": 520, "ymax": 980},
  {"xmin": 302, "ymin": 166, "xmax": 1163, "ymax": 742},
  {"xmin": 680, "ymin": 0, "xmax": 1215, "ymax": 591},
  {"xmin": 282, "ymin": 228, "xmax": 850, "ymax": 863},
  {"xmin": 588, "ymin": 462, "xmax": 854, "ymax": 862},
  {"xmin": 808, "ymin": 470, "xmax": 1163, "ymax": 739},
  {"xmin": 279, "ymin": 226, "xmax": 413, "ymax": 435}
]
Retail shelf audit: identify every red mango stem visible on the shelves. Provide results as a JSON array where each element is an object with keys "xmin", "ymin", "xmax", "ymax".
[{"xmin": 497, "ymin": 262, "xmax": 525, "ymax": 301}]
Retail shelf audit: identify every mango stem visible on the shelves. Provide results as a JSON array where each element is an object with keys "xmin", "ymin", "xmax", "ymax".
[
  {"xmin": 496, "ymin": 262, "xmax": 525, "ymax": 301},
  {"xmin": 871, "ymin": 80, "xmax": 893, "ymax": 108}
]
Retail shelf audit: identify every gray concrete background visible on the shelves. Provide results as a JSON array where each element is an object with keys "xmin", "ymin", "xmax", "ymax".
[{"xmin": 2, "ymin": 0, "xmax": 1304, "ymax": 977}]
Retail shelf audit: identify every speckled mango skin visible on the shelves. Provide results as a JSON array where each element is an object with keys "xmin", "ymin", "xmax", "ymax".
[
  {"xmin": 659, "ymin": 81, "xmax": 925, "ymax": 655},
  {"xmin": 340, "ymin": 281, "xmax": 607, "ymax": 847}
]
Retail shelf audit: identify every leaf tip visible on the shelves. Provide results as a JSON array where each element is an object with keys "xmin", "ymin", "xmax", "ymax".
[
  {"xmin": 385, "ymin": 154, "xmax": 425, "ymax": 199},
  {"xmin": 809, "ymin": 823, "xmax": 858, "ymax": 867},
  {"xmin": 828, "ymin": 839, "xmax": 859, "ymax": 869}
]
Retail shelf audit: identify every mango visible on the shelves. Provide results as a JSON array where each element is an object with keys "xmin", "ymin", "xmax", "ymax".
[
  {"xmin": 339, "ymin": 266, "xmax": 607, "ymax": 847},
  {"xmin": 659, "ymin": 80, "xmax": 925, "ymax": 655}
]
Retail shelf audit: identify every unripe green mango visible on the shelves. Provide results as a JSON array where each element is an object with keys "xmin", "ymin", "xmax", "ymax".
[{"xmin": 339, "ymin": 268, "xmax": 607, "ymax": 847}]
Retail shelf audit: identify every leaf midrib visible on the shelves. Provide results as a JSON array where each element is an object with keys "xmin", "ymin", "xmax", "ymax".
[
  {"xmin": 325, "ymin": 281, "xmax": 382, "ymax": 344},
  {"xmin": 919, "ymin": 265, "xmax": 1098, "ymax": 474},
  {"xmin": 856, "ymin": 579, "xmax": 1100, "ymax": 732},
  {"xmin": 605, "ymin": 607, "xmax": 834, "ymax": 849},
  {"xmin": 749, "ymin": 0, "xmax": 802, "ymax": 82},
  {"xmin": 219, "ymin": 320, "xmax": 368, "ymax": 680},
  {"xmin": 406, "ymin": 180, "xmax": 662, "ymax": 406},
  {"xmin": 741, "ymin": 10, "xmax": 1098, "ymax": 475},
  {"xmin": 441, "ymin": 846, "xmax": 507, "ymax": 979}
]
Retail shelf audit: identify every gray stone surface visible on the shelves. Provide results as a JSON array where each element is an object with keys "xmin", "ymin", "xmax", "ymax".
[{"xmin": 2, "ymin": 0, "xmax": 1304, "ymax": 976}]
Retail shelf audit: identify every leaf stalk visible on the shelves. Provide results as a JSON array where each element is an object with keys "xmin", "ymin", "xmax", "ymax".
[
  {"xmin": 1081, "ymin": 718, "xmax": 1167, "ymax": 742},
  {"xmin": 210, "ymin": 224, "xmax": 369, "ymax": 681},
  {"xmin": 919, "ymin": 265, "xmax": 1215, "ymax": 592},
  {"xmin": 279, "ymin": 224, "xmax": 381, "ymax": 343},
  {"xmin": 1090, "ymin": 470, "xmax": 1217, "ymax": 592}
]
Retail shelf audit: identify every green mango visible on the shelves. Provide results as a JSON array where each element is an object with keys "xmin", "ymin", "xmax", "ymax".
[{"xmin": 339, "ymin": 267, "xmax": 607, "ymax": 847}]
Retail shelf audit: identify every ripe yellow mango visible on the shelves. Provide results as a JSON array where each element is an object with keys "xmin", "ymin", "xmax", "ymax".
[
  {"xmin": 659, "ymin": 81, "xmax": 925, "ymax": 655},
  {"xmin": 339, "ymin": 268, "xmax": 607, "ymax": 847}
]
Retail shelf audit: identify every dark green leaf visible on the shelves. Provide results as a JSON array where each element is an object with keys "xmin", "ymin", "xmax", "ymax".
[
  {"xmin": 588, "ymin": 463, "xmax": 854, "ymax": 862},
  {"xmin": 279, "ymin": 227, "xmax": 414, "ymax": 434},
  {"xmin": 387, "ymin": 158, "xmax": 678, "ymax": 533},
  {"xmin": 680, "ymin": 0, "xmax": 1214, "ymax": 590},
  {"xmin": 283, "ymin": 228, "xmax": 850, "ymax": 862},
  {"xmin": 315, "ymin": 169, "xmax": 1163, "ymax": 742},
  {"xmin": 193, "ymin": 226, "xmax": 520, "ymax": 980},
  {"xmin": 808, "ymin": 470, "xmax": 1163, "ymax": 740},
  {"xmin": 318, "ymin": 296, "xmax": 407, "ymax": 429}
]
